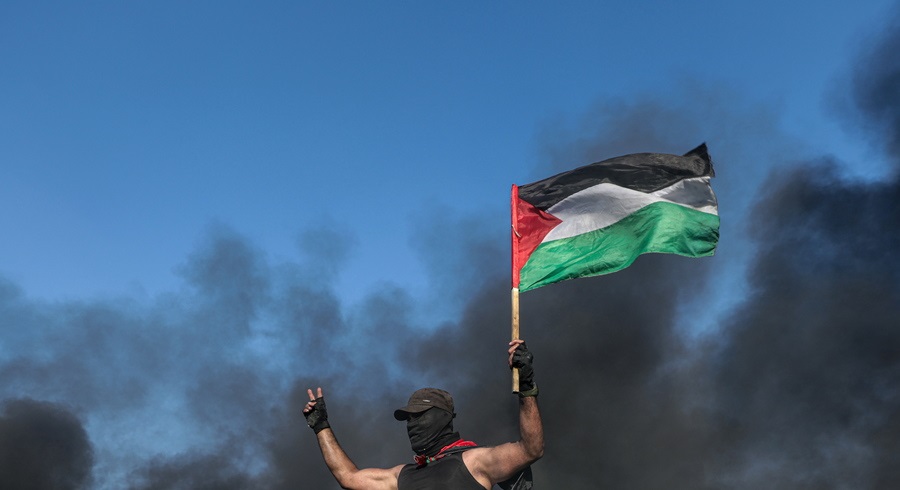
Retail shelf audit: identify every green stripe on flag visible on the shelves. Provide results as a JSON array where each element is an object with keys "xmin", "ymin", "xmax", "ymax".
[{"xmin": 519, "ymin": 201, "xmax": 719, "ymax": 292}]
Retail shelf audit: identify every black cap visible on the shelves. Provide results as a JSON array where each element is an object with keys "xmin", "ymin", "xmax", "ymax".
[{"xmin": 393, "ymin": 388, "xmax": 454, "ymax": 420}]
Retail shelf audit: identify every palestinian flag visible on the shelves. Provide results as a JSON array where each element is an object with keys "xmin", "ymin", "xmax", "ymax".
[{"xmin": 512, "ymin": 144, "xmax": 719, "ymax": 292}]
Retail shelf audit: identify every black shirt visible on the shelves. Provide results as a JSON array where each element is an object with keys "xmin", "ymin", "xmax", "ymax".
[{"xmin": 398, "ymin": 453, "xmax": 485, "ymax": 490}]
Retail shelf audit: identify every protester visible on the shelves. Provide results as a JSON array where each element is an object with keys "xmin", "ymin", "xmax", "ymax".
[{"xmin": 303, "ymin": 339, "xmax": 543, "ymax": 489}]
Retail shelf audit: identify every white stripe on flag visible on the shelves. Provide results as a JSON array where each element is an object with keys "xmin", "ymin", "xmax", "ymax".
[{"xmin": 543, "ymin": 176, "xmax": 718, "ymax": 242}]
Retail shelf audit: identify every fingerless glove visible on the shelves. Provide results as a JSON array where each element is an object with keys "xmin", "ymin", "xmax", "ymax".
[
  {"xmin": 304, "ymin": 397, "xmax": 331, "ymax": 433},
  {"xmin": 512, "ymin": 344, "xmax": 538, "ymax": 397}
]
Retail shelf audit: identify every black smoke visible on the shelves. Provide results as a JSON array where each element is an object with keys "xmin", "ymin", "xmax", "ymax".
[
  {"xmin": 2, "ymin": 8, "xmax": 899, "ymax": 490},
  {"xmin": 852, "ymin": 7, "xmax": 900, "ymax": 164},
  {"xmin": 0, "ymin": 399, "xmax": 94, "ymax": 490}
]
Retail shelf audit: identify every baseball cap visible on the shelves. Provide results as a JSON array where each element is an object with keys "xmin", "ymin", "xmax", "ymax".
[{"xmin": 393, "ymin": 388, "xmax": 455, "ymax": 420}]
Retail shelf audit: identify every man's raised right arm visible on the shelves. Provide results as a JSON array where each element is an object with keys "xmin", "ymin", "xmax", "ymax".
[{"xmin": 303, "ymin": 387, "xmax": 402, "ymax": 490}]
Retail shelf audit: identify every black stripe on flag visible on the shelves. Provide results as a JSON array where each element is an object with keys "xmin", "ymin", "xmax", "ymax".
[{"xmin": 518, "ymin": 143, "xmax": 714, "ymax": 211}]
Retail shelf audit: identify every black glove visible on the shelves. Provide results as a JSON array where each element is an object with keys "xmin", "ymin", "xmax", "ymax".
[
  {"xmin": 512, "ymin": 343, "xmax": 538, "ymax": 397},
  {"xmin": 304, "ymin": 397, "xmax": 331, "ymax": 433}
]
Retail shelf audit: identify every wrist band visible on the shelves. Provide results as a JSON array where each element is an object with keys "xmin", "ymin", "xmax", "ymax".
[{"xmin": 518, "ymin": 384, "xmax": 539, "ymax": 397}]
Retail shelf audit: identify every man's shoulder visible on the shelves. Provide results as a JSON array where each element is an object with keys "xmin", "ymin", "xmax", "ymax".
[
  {"xmin": 461, "ymin": 445, "xmax": 495, "ymax": 458},
  {"xmin": 460, "ymin": 446, "xmax": 494, "ymax": 471}
]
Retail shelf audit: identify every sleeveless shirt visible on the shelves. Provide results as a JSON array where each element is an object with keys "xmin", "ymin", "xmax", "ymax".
[{"xmin": 397, "ymin": 452, "xmax": 485, "ymax": 490}]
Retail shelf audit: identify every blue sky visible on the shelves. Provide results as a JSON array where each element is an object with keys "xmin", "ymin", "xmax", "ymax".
[
  {"xmin": 2, "ymin": 2, "xmax": 899, "ymax": 489},
  {"xmin": 2, "ymin": 1, "xmax": 892, "ymax": 303}
]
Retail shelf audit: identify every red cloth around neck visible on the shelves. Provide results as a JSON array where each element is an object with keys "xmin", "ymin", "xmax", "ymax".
[{"xmin": 414, "ymin": 439, "xmax": 477, "ymax": 466}]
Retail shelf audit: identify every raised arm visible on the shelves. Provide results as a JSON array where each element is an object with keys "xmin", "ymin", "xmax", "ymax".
[
  {"xmin": 303, "ymin": 388, "xmax": 403, "ymax": 490},
  {"xmin": 464, "ymin": 340, "xmax": 544, "ymax": 487}
]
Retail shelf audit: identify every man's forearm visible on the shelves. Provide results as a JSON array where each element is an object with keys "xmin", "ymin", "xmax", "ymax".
[
  {"xmin": 518, "ymin": 396, "xmax": 544, "ymax": 460},
  {"xmin": 316, "ymin": 428, "xmax": 360, "ymax": 483}
]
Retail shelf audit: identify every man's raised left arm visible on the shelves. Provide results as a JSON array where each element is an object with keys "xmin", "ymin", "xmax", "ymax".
[{"xmin": 464, "ymin": 340, "xmax": 544, "ymax": 487}]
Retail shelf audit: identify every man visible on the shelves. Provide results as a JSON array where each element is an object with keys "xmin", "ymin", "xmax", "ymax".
[{"xmin": 303, "ymin": 339, "xmax": 543, "ymax": 490}]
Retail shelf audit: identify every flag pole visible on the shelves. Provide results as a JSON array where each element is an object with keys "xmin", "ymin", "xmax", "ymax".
[
  {"xmin": 511, "ymin": 184, "xmax": 521, "ymax": 393},
  {"xmin": 511, "ymin": 286, "xmax": 520, "ymax": 393}
]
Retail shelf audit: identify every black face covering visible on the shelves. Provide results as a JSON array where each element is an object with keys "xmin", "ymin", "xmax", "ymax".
[{"xmin": 406, "ymin": 408, "xmax": 459, "ymax": 456}]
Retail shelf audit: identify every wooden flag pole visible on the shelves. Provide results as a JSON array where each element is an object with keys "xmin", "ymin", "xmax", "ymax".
[
  {"xmin": 510, "ymin": 183, "xmax": 521, "ymax": 393},
  {"xmin": 511, "ymin": 286, "xmax": 520, "ymax": 393}
]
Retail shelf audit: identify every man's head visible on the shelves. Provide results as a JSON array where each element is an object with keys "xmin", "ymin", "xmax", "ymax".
[
  {"xmin": 393, "ymin": 388, "xmax": 454, "ymax": 420},
  {"xmin": 394, "ymin": 388, "xmax": 459, "ymax": 456}
]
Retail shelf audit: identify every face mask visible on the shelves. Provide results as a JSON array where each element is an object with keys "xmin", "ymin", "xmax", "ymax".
[{"xmin": 406, "ymin": 408, "xmax": 457, "ymax": 456}]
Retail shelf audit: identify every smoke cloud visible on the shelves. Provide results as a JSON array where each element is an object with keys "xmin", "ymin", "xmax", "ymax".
[
  {"xmin": 1, "ymin": 8, "xmax": 899, "ymax": 490},
  {"xmin": 0, "ymin": 398, "xmax": 93, "ymax": 490},
  {"xmin": 852, "ymin": 7, "xmax": 900, "ymax": 164}
]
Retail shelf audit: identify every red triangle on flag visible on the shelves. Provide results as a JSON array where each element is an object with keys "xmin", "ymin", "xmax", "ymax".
[{"xmin": 512, "ymin": 185, "xmax": 562, "ymax": 288}]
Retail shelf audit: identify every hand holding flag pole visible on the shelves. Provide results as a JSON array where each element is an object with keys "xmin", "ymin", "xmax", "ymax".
[{"xmin": 511, "ymin": 191, "xmax": 521, "ymax": 392}]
